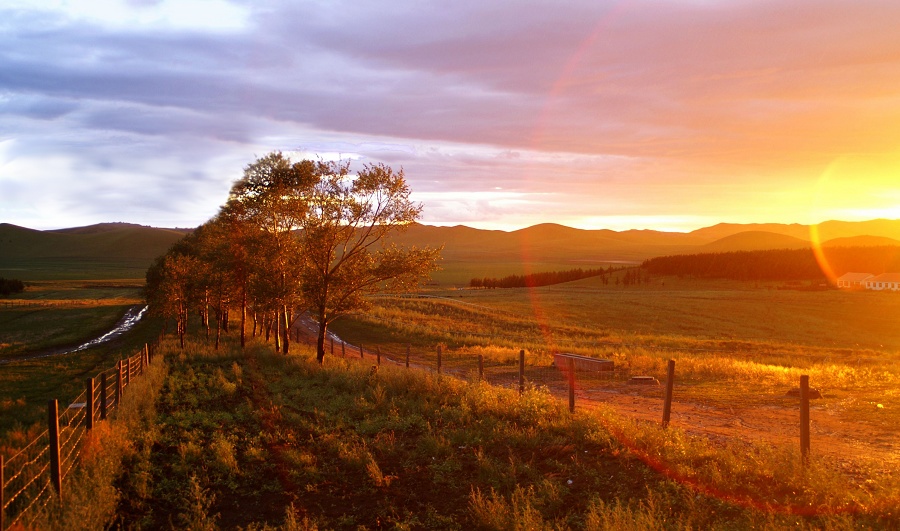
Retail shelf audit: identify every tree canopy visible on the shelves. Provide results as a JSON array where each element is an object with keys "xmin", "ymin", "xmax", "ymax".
[{"xmin": 145, "ymin": 152, "xmax": 441, "ymax": 361}]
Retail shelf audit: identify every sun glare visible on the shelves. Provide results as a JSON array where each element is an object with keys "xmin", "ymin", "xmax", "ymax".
[{"xmin": 809, "ymin": 150, "xmax": 900, "ymax": 282}]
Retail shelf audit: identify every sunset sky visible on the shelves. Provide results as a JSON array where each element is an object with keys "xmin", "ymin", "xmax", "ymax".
[{"xmin": 2, "ymin": 0, "xmax": 899, "ymax": 232}]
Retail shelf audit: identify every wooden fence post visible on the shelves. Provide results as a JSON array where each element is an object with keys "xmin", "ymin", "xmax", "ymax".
[
  {"xmin": 86, "ymin": 378, "xmax": 95, "ymax": 430},
  {"xmin": 359, "ymin": 344, "xmax": 364, "ymax": 359},
  {"xmin": 406, "ymin": 344, "xmax": 410, "ymax": 368},
  {"xmin": 800, "ymin": 375, "xmax": 810, "ymax": 462},
  {"xmin": 437, "ymin": 345, "xmax": 442, "ymax": 374},
  {"xmin": 376, "ymin": 347, "xmax": 381, "ymax": 365},
  {"xmin": 125, "ymin": 356, "xmax": 131, "ymax": 388},
  {"xmin": 48, "ymin": 399, "xmax": 62, "ymax": 501},
  {"xmin": 478, "ymin": 354, "xmax": 484, "ymax": 380},
  {"xmin": 116, "ymin": 360, "xmax": 123, "ymax": 406},
  {"xmin": 139, "ymin": 349, "xmax": 144, "ymax": 376},
  {"xmin": 662, "ymin": 359, "xmax": 675, "ymax": 428},
  {"xmin": 518, "ymin": 349, "xmax": 525, "ymax": 394},
  {"xmin": 100, "ymin": 372, "xmax": 108, "ymax": 420},
  {"xmin": 1, "ymin": 454, "xmax": 5, "ymax": 531},
  {"xmin": 567, "ymin": 358, "xmax": 575, "ymax": 413}
]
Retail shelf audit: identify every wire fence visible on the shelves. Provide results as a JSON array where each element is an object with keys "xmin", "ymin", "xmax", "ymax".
[
  {"xmin": 287, "ymin": 318, "xmax": 835, "ymax": 470},
  {"xmin": 0, "ymin": 341, "xmax": 158, "ymax": 530}
]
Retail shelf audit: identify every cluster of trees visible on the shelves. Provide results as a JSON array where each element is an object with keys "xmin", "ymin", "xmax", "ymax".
[
  {"xmin": 0, "ymin": 277, "xmax": 25, "ymax": 296},
  {"xmin": 641, "ymin": 246, "xmax": 900, "ymax": 281},
  {"xmin": 619, "ymin": 268, "xmax": 649, "ymax": 286},
  {"xmin": 469, "ymin": 267, "xmax": 617, "ymax": 289},
  {"xmin": 145, "ymin": 152, "xmax": 441, "ymax": 363}
]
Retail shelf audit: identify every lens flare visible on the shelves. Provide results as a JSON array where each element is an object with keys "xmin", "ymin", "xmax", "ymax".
[{"xmin": 810, "ymin": 151, "xmax": 900, "ymax": 283}]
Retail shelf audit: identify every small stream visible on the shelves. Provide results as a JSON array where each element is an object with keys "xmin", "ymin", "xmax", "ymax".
[{"xmin": 0, "ymin": 305, "xmax": 148, "ymax": 365}]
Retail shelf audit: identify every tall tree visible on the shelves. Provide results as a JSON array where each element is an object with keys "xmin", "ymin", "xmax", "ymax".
[
  {"xmin": 227, "ymin": 152, "xmax": 317, "ymax": 353},
  {"xmin": 297, "ymin": 160, "xmax": 441, "ymax": 363}
]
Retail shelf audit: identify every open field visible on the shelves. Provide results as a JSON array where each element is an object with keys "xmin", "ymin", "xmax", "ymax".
[
  {"xmin": 327, "ymin": 275, "xmax": 900, "ymax": 470},
  {"xmin": 56, "ymin": 336, "xmax": 897, "ymax": 529},
  {"xmin": 0, "ymin": 279, "xmax": 145, "ymax": 359},
  {"xmin": 0, "ymin": 279, "xmax": 162, "ymax": 437}
]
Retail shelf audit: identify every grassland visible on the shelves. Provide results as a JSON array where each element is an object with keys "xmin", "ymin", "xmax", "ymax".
[
  {"xmin": 0, "ymin": 279, "xmax": 162, "ymax": 437},
  {"xmin": 43, "ymin": 335, "xmax": 897, "ymax": 529},
  {"xmin": 329, "ymin": 274, "xmax": 900, "ymax": 467}
]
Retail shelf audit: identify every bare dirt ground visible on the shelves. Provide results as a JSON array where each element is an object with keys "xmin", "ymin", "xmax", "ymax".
[{"xmin": 572, "ymin": 386, "xmax": 900, "ymax": 475}]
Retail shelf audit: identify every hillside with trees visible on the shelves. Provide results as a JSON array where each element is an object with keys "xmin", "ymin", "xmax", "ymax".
[
  {"xmin": 470, "ymin": 266, "xmax": 632, "ymax": 289},
  {"xmin": 642, "ymin": 245, "xmax": 900, "ymax": 281}
]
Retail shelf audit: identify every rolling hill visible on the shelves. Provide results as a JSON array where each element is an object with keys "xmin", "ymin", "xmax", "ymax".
[
  {"xmin": 2, "ymin": 218, "xmax": 899, "ymax": 283},
  {"xmin": 697, "ymin": 231, "xmax": 811, "ymax": 253},
  {"xmin": 0, "ymin": 222, "xmax": 189, "ymax": 280}
]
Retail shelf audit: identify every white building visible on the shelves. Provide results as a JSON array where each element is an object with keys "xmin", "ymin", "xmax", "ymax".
[
  {"xmin": 864, "ymin": 273, "xmax": 900, "ymax": 291},
  {"xmin": 836, "ymin": 272, "xmax": 873, "ymax": 289}
]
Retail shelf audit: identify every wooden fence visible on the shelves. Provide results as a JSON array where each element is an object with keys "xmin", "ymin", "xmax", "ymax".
[
  {"xmin": 311, "ymin": 333, "xmax": 815, "ymax": 466},
  {"xmin": 0, "ymin": 342, "xmax": 157, "ymax": 530}
]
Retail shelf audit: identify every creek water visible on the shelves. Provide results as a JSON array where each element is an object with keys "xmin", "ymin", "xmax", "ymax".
[{"xmin": 0, "ymin": 305, "xmax": 148, "ymax": 365}]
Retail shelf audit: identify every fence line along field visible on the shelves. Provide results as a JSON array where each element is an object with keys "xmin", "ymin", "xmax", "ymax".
[{"xmin": 327, "ymin": 279, "xmax": 900, "ymax": 471}]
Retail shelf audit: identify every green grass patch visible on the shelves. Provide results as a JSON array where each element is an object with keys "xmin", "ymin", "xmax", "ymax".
[{"xmin": 126, "ymin": 336, "xmax": 899, "ymax": 529}]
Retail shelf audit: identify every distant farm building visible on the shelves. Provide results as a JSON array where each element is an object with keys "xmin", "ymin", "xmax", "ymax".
[
  {"xmin": 864, "ymin": 273, "xmax": 900, "ymax": 291},
  {"xmin": 836, "ymin": 272, "xmax": 873, "ymax": 288}
]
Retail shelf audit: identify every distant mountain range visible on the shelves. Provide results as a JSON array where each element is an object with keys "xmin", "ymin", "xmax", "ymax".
[
  {"xmin": 391, "ymin": 219, "xmax": 900, "ymax": 264},
  {"xmin": 1, "ymin": 219, "xmax": 899, "ymax": 281}
]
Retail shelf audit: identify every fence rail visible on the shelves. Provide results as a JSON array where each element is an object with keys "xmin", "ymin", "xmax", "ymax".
[{"xmin": 0, "ymin": 342, "xmax": 157, "ymax": 530}]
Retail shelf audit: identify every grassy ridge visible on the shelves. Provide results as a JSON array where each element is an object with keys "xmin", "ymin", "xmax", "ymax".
[
  {"xmin": 98, "ymin": 337, "xmax": 899, "ymax": 529},
  {"xmin": 0, "ymin": 223, "xmax": 187, "ymax": 280}
]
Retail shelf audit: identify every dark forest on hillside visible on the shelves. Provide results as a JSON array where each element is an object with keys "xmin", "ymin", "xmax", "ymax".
[
  {"xmin": 642, "ymin": 246, "xmax": 900, "ymax": 281},
  {"xmin": 470, "ymin": 267, "xmax": 617, "ymax": 289}
]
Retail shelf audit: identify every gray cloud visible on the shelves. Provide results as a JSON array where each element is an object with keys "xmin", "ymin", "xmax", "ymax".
[{"xmin": 1, "ymin": 0, "xmax": 899, "ymax": 230}]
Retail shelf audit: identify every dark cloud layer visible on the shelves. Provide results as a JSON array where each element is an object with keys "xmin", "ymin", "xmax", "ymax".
[{"xmin": 1, "ymin": 0, "xmax": 899, "ymax": 230}]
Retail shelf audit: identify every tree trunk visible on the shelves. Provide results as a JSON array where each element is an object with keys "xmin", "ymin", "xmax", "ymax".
[
  {"xmin": 215, "ymin": 305, "xmax": 222, "ymax": 350},
  {"xmin": 240, "ymin": 287, "xmax": 247, "ymax": 349},
  {"xmin": 274, "ymin": 311, "xmax": 280, "ymax": 353},
  {"xmin": 203, "ymin": 292, "xmax": 210, "ymax": 340},
  {"xmin": 264, "ymin": 316, "xmax": 270, "ymax": 342},
  {"xmin": 316, "ymin": 318, "xmax": 328, "ymax": 364},
  {"xmin": 281, "ymin": 305, "xmax": 290, "ymax": 355}
]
